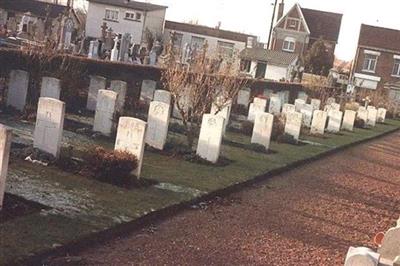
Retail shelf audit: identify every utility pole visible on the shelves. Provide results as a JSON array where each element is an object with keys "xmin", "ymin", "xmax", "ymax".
[{"xmin": 267, "ymin": 0, "xmax": 278, "ymax": 50}]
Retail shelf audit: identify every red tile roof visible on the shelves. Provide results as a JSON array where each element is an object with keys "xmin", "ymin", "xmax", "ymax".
[
  {"xmin": 301, "ymin": 8, "xmax": 342, "ymax": 43},
  {"xmin": 358, "ymin": 24, "xmax": 400, "ymax": 52}
]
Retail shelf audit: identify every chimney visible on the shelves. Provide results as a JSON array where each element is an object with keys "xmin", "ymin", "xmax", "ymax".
[
  {"xmin": 247, "ymin": 37, "xmax": 254, "ymax": 48},
  {"xmin": 216, "ymin": 21, "xmax": 222, "ymax": 29},
  {"xmin": 277, "ymin": 0, "xmax": 284, "ymax": 22}
]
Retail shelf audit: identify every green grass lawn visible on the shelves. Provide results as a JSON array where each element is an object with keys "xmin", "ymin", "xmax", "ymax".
[{"xmin": 1, "ymin": 117, "xmax": 400, "ymax": 265}]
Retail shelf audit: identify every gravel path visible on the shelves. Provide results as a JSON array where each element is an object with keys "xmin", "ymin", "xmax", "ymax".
[{"xmin": 47, "ymin": 132, "xmax": 400, "ymax": 266}]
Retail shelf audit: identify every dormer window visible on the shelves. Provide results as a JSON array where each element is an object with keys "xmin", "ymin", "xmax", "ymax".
[{"xmin": 282, "ymin": 37, "xmax": 296, "ymax": 52}]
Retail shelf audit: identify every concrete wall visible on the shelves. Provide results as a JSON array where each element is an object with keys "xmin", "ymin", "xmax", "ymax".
[{"xmin": 265, "ymin": 64, "xmax": 289, "ymax": 81}]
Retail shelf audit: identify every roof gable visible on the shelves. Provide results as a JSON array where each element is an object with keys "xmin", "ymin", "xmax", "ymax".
[
  {"xmin": 274, "ymin": 3, "xmax": 310, "ymax": 34},
  {"xmin": 88, "ymin": 0, "xmax": 167, "ymax": 12},
  {"xmin": 358, "ymin": 24, "xmax": 400, "ymax": 53}
]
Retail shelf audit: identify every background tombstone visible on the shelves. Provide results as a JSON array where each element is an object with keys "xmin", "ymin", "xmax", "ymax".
[
  {"xmin": 295, "ymin": 99, "xmax": 305, "ymax": 112},
  {"xmin": 196, "ymin": 114, "xmax": 224, "ymax": 163},
  {"xmin": 298, "ymin": 91, "xmax": 308, "ymax": 102},
  {"xmin": 357, "ymin": 107, "xmax": 368, "ymax": 126},
  {"xmin": 110, "ymin": 80, "xmax": 127, "ymax": 113},
  {"xmin": 153, "ymin": 90, "xmax": 171, "ymax": 105},
  {"xmin": 284, "ymin": 111, "xmax": 302, "ymax": 140},
  {"xmin": 310, "ymin": 110, "xmax": 327, "ymax": 135},
  {"xmin": 282, "ymin": 104, "xmax": 295, "ymax": 116},
  {"xmin": 342, "ymin": 110, "xmax": 357, "ymax": 131},
  {"xmin": 211, "ymin": 98, "xmax": 232, "ymax": 133},
  {"xmin": 277, "ymin": 90, "xmax": 289, "ymax": 105},
  {"xmin": 377, "ymin": 108, "xmax": 387, "ymax": 123},
  {"xmin": 326, "ymin": 97, "xmax": 336, "ymax": 105},
  {"xmin": 110, "ymin": 36, "xmax": 119, "ymax": 61},
  {"xmin": 33, "ymin": 98, "xmax": 65, "ymax": 158},
  {"xmin": 263, "ymin": 89, "xmax": 273, "ymax": 98},
  {"xmin": 87, "ymin": 76, "xmax": 107, "ymax": 111},
  {"xmin": 269, "ymin": 95, "xmax": 282, "ymax": 115},
  {"xmin": 248, "ymin": 103, "xmax": 265, "ymax": 121},
  {"xmin": 7, "ymin": 70, "xmax": 29, "ymax": 111},
  {"xmin": 88, "ymin": 40, "xmax": 99, "ymax": 59},
  {"xmin": 367, "ymin": 107, "xmax": 377, "ymax": 127},
  {"xmin": 140, "ymin": 80, "xmax": 157, "ymax": 103},
  {"xmin": 40, "ymin": 77, "xmax": 61, "ymax": 99},
  {"xmin": 146, "ymin": 101, "xmax": 170, "ymax": 150},
  {"xmin": 310, "ymin": 99, "xmax": 321, "ymax": 111},
  {"xmin": 0, "ymin": 125, "xmax": 12, "ymax": 210},
  {"xmin": 344, "ymin": 247, "xmax": 380, "ymax": 266},
  {"xmin": 93, "ymin": 90, "xmax": 118, "ymax": 136},
  {"xmin": 327, "ymin": 110, "xmax": 343, "ymax": 133},
  {"xmin": 253, "ymin": 97, "xmax": 267, "ymax": 109},
  {"xmin": 251, "ymin": 112, "xmax": 274, "ymax": 150},
  {"xmin": 237, "ymin": 88, "xmax": 251, "ymax": 106},
  {"xmin": 115, "ymin": 117, "xmax": 147, "ymax": 178},
  {"xmin": 118, "ymin": 33, "xmax": 131, "ymax": 62},
  {"xmin": 300, "ymin": 104, "xmax": 314, "ymax": 127}
]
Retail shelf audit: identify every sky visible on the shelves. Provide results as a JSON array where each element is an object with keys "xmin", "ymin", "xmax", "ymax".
[{"xmin": 75, "ymin": 0, "xmax": 400, "ymax": 61}]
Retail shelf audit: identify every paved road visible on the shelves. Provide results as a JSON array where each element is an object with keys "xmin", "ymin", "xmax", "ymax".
[{"xmin": 47, "ymin": 132, "xmax": 400, "ymax": 266}]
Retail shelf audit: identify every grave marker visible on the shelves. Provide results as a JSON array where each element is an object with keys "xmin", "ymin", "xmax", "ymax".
[
  {"xmin": 269, "ymin": 95, "xmax": 282, "ymax": 115},
  {"xmin": 93, "ymin": 90, "xmax": 117, "ymax": 136},
  {"xmin": 300, "ymin": 104, "xmax": 314, "ymax": 127},
  {"xmin": 282, "ymin": 104, "xmax": 295, "ymax": 116},
  {"xmin": 0, "ymin": 125, "xmax": 12, "ymax": 210},
  {"xmin": 87, "ymin": 75, "xmax": 107, "ymax": 111},
  {"xmin": 196, "ymin": 114, "xmax": 224, "ymax": 163},
  {"xmin": 377, "ymin": 108, "xmax": 387, "ymax": 123},
  {"xmin": 7, "ymin": 70, "xmax": 29, "ymax": 111},
  {"xmin": 284, "ymin": 111, "xmax": 302, "ymax": 140},
  {"xmin": 327, "ymin": 110, "xmax": 343, "ymax": 133},
  {"xmin": 251, "ymin": 112, "xmax": 274, "ymax": 150},
  {"xmin": 344, "ymin": 247, "xmax": 380, "ymax": 266},
  {"xmin": 295, "ymin": 99, "xmax": 305, "ymax": 112},
  {"xmin": 310, "ymin": 99, "xmax": 321, "ymax": 111},
  {"xmin": 357, "ymin": 107, "xmax": 368, "ymax": 126},
  {"xmin": 237, "ymin": 88, "xmax": 251, "ymax": 106},
  {"xmin": 378, "ymin": 227, "xmax": 400, "ymax": 261},
  {"xmin": 146, "ymin": 101, "xmax": 170, "ymax": 150},
  {"xmin": 40, "ymin": 77, "xmax": 61, "ymax": 99},
  {"xmin": 33, "ymin": 98, "xmax": 65, "ymax": 157},
  {"xmin": 310, "ymin": 110, "xmax": 327, "ymax": 135},
  {"xmin": 248, "ymin": 103, "xmax": 265, "ymax": 121},
  {"xmin": 110, "ymin": 80, "xmax": 127, "ymax": 113},
  {"xmin": 367, "ymin": 107, "xmax": 377, "ymax": 127},
  {"xmin": 140, "ymin": 80, "xmax": 157, "ymax": 103},
  {"xmin": 115, "ymin": 117, "xmax": 147, "ymax": 178},
  {"xmin": 342, "ymin": 110, "xmax": 356, "ymax": 131},
  {"xmin": 298, "ymin": 91, "xmax": 308, "ymax": 102}
]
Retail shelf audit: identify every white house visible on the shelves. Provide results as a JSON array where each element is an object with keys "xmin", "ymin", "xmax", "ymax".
[
  {"xmin": 85, "ymin": 0, "xmax": 167, "ymax": 45},
  {"xmin": 240, "ymin": 47, "xmax": 298, "ymax": 81},
  {"xmin": 164, "ymin": 20, "xmax": 256, "ymax": 67}
]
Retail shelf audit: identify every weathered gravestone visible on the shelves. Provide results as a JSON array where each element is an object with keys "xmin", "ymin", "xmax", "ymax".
[
  {"xmin": 377, "ymin": 108, "xmax": 387, "ymax": 123},
  {"xmin": 0, "ymin": 124, "xmax": 12, "ymax": 210},
  {"xmin": 237, "ymin": 88, "xmax": 251, "ymax": 106},
  {"xmin": 326, "ymin": 97, "xmax": 336, "ymax": 106},
  {"xmin": 93, "ymin": 90, "xmax": 117, "ymax": 136},
  {"xmin": 269, "ymin": 95, "xmax": 282, "ymax": 115},
  {"xmin": 251, "ymin": 112, "xmax": 274, "ymax": 150},
  {"xmin": 378, "ymin": 226, "xmax": 400, "ymax": 261},
  {"xmin": 342, "ymin": 110, "xmax": 357, "ymax": 131},
  {"xmin": 146, "ymin": 101, "xmax": 170, "ymax": 150},
  {"xmin": 367, "ymin": 107, "xmax": 377, "ymax": 127},
  {"xmin": 7, "ymin": 70, "xmax": 29, "ymax": 111},
  {"xmin": 282, "ymin": 104, "xmax": 295, "ymax": 116},
  {"xmin": 154, "ymin": 90, "xmax": 172, "ymax": 105},
  {"xmin": 110, "ymin": 80, "xmax": 127, "ymax": 113},
  {"xmin": 300, "ymin": 104, "xmax": 314, "ymax": 127},
  {"xmin": 140, "ymin": 80, "xmax": 157, "ymax": 103},
  {"xmin": 310, "ymin": 99, "xmax": 321, "ymax": 111},
  {"xmin": 115, "ymin": 117, "xmax": 147, "ymax": 178},
  {"xmin": 277, "ymin": 90, "xmax": 289, "ymax": 105},
  {"xmin": 33, "ymin": 98, "xmax": 65, "ymax": 158},
  {"xmin": 211, "ymin": 99, "xmax": 232, "ymax": 133},
  {"xmin": 327, "ymin": 110, "xmax": 343, "ymax": 133},
  {"xmin": 196, "ymin": 114, "xmax": 224, "ymax": 163},
  {"xmin": 298, "ymin": 91, "xmax": 308, "ymax": 102},
  {"xmin": 88, "ymin": 40, "xmax": 99, "ymax": 59},
  {"xmin": 295, "ymin": 99, "xmax": 305, "ymax": 112},
  {"xmin": 284, "ymin": 111, "xmax": 302, "ymax": 140},
  {"xmin": 41, "ymin": 77, "xmax": 61, "ymax": 99},
  {"xmin": 87, "ymin": 75, "xmax": 107, "ymax": 111},
  {"xmin": 310, "ymin": 110, "xmax": 327, "ymax": 135},
  {"xmin": 248, "ymin": 103, "xmax": 265, "ymax": 122},
  {"xmin": 357, "ymin": 107, "xmax": 368, "ymax": 126},
  {"xmin": 344, "ymin": 247, "xmax": 380, "ymax": 266}
]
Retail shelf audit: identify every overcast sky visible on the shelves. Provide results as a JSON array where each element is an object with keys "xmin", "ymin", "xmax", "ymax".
[{"xmin": 76, "ymin": 0, "xmax": 400, "ymax": 61}]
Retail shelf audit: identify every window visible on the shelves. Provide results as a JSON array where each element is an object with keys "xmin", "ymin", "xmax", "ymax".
[
  {"xmin": 105, "ymin": 9, "xmax": 119, "ymax": 21},
  {"xmin": 190, "ymin": 36, "xmax": 205, "ymax": 50},
  {"xmin": 217, "ymin": 41, "xmax": 235, "ymax": 58},
  {"xmin": 393, "ymin": 58, "xmax": 400, "ymax": 77},
  {"xmin": 282, "ymin": 37, "xmax": 295, "ymax": 52},
  {"xmin": 362, "ymin": 54, "xmax": 378, "ymax": 72},
  {"xmin": 240, "ymin": 59, "xmax": 251, "ymax": 73},
  {"xmin": 287, "ymin": 19, "xmax": 298, "ymax": 30},
  {"xmin": 125, "ymin": 11, "xmax": 135, "ymax": 20},
  {"xmin": 136, "ymin": 13, "xmax": 142, "ymax": 20}
]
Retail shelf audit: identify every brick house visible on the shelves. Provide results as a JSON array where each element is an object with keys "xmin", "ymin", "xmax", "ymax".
[
  {"xmin": 270, "ymin": 3, "xmax": 342, "ymax": 58},
  {"xmin": 351, "ymin": 24, "xmax": 400, "ymax": 100}
]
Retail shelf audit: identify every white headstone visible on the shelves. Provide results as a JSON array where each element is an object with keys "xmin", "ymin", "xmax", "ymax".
[
  {"xmin": 248, "ymin": 103, "xmax": 265, "ymax": 121},
  {"xmin": 153, "ymin": 90, "xmax": 171, "ymax": 105},
  {"xmin": 237, "ymin": 88, "xmax": 251, "ymax": 106},
  {"xmin": 310, "ymin": 110, "xmax": 327, "ymax": 135},
  {"xmin": 40, "ymin": 77, "xmax": 61, "ymax": 99},
  {"xmin": 110, "ymin": 80, "xmax": 127, "ymax": 113},
  {"xmin": 377, "ymin": 108, "xmax": 387, "ymax": 123},
  {"xmin": 327, "ymin": 110, "xmax": 343, "ymax": 133},
  {"xmin": 342, "ymin": 110, "xmax": 357, "ymax": 131},
  {"xmin": 344, "ymin": 247, "xmax": 380, "ymax": 266},
  {"xmin": 298, "ymin": 91, "xmax": 308, "ymax": 102},
  {"xmin": 295, "ymin": 99, "xmax": 306, "ymax": 112},
  {"xmin": 196, "ymin": 114, "xmax": 224, "ymax": 163},
  {"xmin": 310, "ymin": 99, "xmax": 321, "ymax": 111},
  {"xmin": 211, "ymin": 98, "xmax": 232, "ymax": 133},
  {"xmin": 87, "ymin": 76, "xmax": 107, "ymax": 111},
  {"xmin": 357, "ymin": 107, "xmax": 368, "ymax": 125},
  {"xmin": 88, "ymin": 40, "xmax": 99, "ymax": 59},
  {"xmin": 269, "ymin": 95, "xmax": 282, "ymax": 115},
  {"xmin": 367, "ymin": 107, "xmax": 377, "ymax": 127},
  {"xmin": 282, "ymin": 104, "xmax": 295, "ymax": 116},
  {"xmin": 33, "ymin": 98, "xmax": 65, "ymax": 157},
  {"xmin": 115, "ymin": 117, "xmax": 147, "ymax": 178},
  {"xmin": 378, "ymin": 226, "xmax": 400, "ymax": 261},
  {"xmin": 251, "ymin": 112, "xmax": 274, "ymax": 150},
  {"xmin": 140, "ymin": 80, "xmax": 157, "ymax": 103},
  {"xmin": 326, "ymin": 97, "xmax": 336, "ymax": 105},
  {"xmin": 284, "ymin": 111, "xmax": 302, "ymax": 140},
  {"xmin": 7, "ymin": 70, "xmax": 29, "ymax": 111},
  {"xmin": 277, "ymin": 90, "xmax": 289, "ymax": 105},
  {"xmin": 0, "ymin": 125, "xmax": 12, "ymax": 210},
  {"xmin": 146, "ymin": 101, "xmax": 170, "ymax": 150},
  {"xmin": 253, "ymin": 97, "xmax": 267, "ymax": 109},
  {"xmin": 93, "ymin": 90, "xmax": 117, "ymax": 136},
  {"xmin": 300, "ymin": 104, "xmax": 314, "ymax": 127}
]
